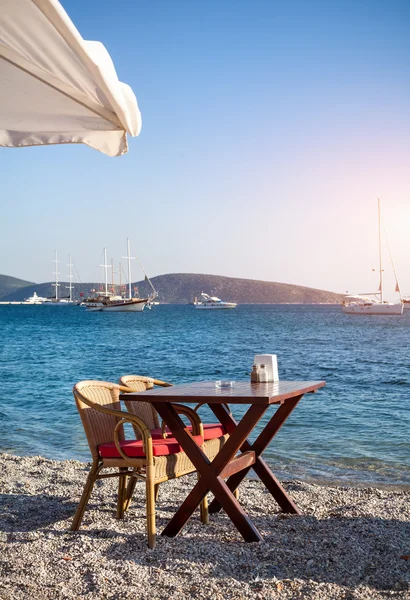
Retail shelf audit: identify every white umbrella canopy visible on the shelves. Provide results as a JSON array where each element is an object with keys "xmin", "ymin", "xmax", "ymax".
[{"xmin": 0, "ymin": 0, "xmax": 141, "ymax": 156}]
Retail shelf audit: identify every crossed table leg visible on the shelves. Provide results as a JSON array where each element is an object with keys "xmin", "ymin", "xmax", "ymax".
[
  {"xmin": 154, "ymin": 395, "xmax": 303, "ymax": 542},
  {"xmin": 208, "ymin": 395, "xmax": 304, "ymax": 516}
]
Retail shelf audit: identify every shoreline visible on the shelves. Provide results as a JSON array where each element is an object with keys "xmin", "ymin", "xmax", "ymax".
[
  {"xmin": 295, "ymin": 475, "xmax": 410, "ymax": 493},
  {"xmin": 4, "ymin": 448, "xmax": 409, "ymax": 493},
  {"xmin": 1, "ymin": 452, "xmax": 409, "ymax": 599}
]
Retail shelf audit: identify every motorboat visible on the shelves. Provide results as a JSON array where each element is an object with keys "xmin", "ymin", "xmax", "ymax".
[
  {"xmin": 24, "ymin": 292, "xmax": 51, "ymax": 304},
  {"xmin": 342, "ymin": 200, "xmax": 403, "ymax": 316},
  {"xmin": 194, "ymin": 292, "xmax": 237, "ymax": 309}
]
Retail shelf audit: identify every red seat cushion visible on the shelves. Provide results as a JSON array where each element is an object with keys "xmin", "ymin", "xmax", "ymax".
[
  {"xmin": 99, "ymin": 434, "xmax": 204, "ymax": 459},
  {"xmin": 151, "ymin": 423, "xmax": 226, "ymax": 441}
]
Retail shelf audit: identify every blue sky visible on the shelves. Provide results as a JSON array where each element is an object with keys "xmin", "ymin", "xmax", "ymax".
[{"xmin": 2, "ymin": 0, "xmax": 410, "ymax": 297}]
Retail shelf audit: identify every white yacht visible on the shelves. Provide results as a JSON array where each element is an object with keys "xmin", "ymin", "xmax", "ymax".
[
  {"xmin": 342, "ymin": 295, "xmax": 403, "ymax": 315},
  {"xmin": 194, "ymin": 292, "xmax": 237, "ymax": 310},
  {"xmin": 24, "ymin": 292, "xmax": 51, "ymax": 304},
  {"xmin": 342, "ymin": 200, "xmax": 403, "ymax": 316}
]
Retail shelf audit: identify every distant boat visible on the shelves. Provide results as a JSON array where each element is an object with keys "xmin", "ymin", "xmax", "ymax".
[
  {"xmin": 24, "ymin": 292, "xmax": 50, "ymax": 304},
  {"xmin": 92, "ymin": 297, "xmax": 148, "ymax": 312},
  {"xmin": 47, "ymin": 250, "xmax": 77, "ymax": 304},
  {"xmin": 342, "ymin": 200, "xmax": 403, "ymax": 315},
  {"xmin": 85, "ymin": 240, "xmax": 157, "ymax": 312},
  {"xmin": 194, "ymin": 292, "xmax": 237, "ymax": 310},
  {"xmin": 342, "ymin": 295, "xmax": 402, "ymax": 315}
]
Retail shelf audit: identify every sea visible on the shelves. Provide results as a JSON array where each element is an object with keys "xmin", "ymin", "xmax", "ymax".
[{"xmin": 0, "ymin": 304, "xmax": 409, "ymax": 489}]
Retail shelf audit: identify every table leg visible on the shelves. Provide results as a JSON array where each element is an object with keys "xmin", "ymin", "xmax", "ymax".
[
  {"xmin": 252, "ymin": 456, "xmax": 300, "ymax": 514},
  {"xmin": 162, "ymin": 474, "xmax": 262, "ymax": 542},
  {"xmin": 155, "ymin": 402, "xmax": 268, "ymax": 542},
  {"xmin": 208, "ymin": 396, "xmax": 303, "ymax": 514}
]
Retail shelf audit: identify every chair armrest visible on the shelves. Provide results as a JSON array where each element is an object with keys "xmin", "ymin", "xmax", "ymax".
[
  {"xmin": 173, "ymin": 403, "xmax": 204, "ymax": 436},
  {"xmin": 113, "ymin": 417, "xmax": 154, "ymax": 462},
  {"xmin": 152, "ymin": 379, "xmax": 173, "ymax": 387},
  {"xmin": 160, "ymin": 403, "xmax": 204, "ymax": 438},
  {"xmin": 118, "ymin": 379, "xmax": 173, "ymax": 392},
  {"xmin": 74, "ymin": 391, "xmax": 154, "ymax": 462}
]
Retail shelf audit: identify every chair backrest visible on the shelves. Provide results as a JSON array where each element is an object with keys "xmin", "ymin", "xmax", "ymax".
[
  {"xmin": 119, "ymin": 375, "xmax": 160, "ymax": 434},
  {"xmin": 73, "ymin": 380, "xmax": 124, "ymax": 460}
]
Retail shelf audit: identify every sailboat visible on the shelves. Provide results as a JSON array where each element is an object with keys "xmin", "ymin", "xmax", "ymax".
[
  {"xmin": 86, "ymin": 240, "xmax": 157, "ymax": 312},
  {"xmin": 342, "ymin": 200, "xmax": 403, "ymax": 315},
  {"xmin": 48, "ymin": 250, "xmax": 75, "ymax": 304}
]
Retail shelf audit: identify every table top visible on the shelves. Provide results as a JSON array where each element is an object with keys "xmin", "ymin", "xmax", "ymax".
[{"xmin": 120, "ymin": 380, "xmax": 325, "ymax": 405}]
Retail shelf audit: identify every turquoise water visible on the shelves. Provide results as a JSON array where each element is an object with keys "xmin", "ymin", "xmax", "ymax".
[{"xmin": 0, "ymin": 304, "xmax": 409, "ymax": 488}]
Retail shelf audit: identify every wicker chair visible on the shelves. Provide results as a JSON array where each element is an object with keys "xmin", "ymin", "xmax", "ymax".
[
  {"xmin": 72, "ymin": 380, "xmax": 230, "ymax": 548},
  {"xmin": 118, "ymin": 375, "xmax": 230, "ymax": 522},
  {"xmin": 72, "ymin": 380, "xmax": 213, "ymax": 548}
]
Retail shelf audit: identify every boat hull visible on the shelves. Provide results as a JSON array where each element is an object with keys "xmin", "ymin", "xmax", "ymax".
[
  {"xmin": 342, "ymin": 303, "xmax": 403, "ymax": 315},
  {"xmin": 195, "ymin": 303, "xmax": 237, "ymax": 309},
  {"xmin": 91, "ymin": 298, "xmax": 147, "ymax": 312}
]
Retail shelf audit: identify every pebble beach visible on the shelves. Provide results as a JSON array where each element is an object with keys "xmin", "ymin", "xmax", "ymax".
[{"xmin": 0, "ymin": 453, "xmax": 409, "ymax": 599}]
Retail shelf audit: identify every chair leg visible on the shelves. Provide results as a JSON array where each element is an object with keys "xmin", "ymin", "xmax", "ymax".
[
  {"xmin": 124, "ymin": 475, "xmax": 138, "ymax": 512},
  {"xmin": 234, "ymin": 488, "xmax": 239, "ymax": 500},
  {"xmin": 116, "ymin": 468, "xmax": 128, "ymax": 520},
  {"xmin": 154, "ymin": 483, "xmax": 160, "ymax": 502},
  {"xmin": 200, "ymin": 495, "xmax": 209, "ymax": 525},
  {"xmin": 146, "ymin": 479, "xmax": 157, "ymax": 549},
  {"xmin": 70, "ymin": 459, "xmax": 100, "ymax": 531},
  {"xmin": 198, "ymin": 473, "xmax": 209, "ymax": 525}
]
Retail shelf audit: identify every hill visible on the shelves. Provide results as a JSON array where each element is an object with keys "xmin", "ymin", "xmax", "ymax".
[
  {"xmin": 147, "ymin": 273, "xmax": 343, "ymax": 304},
  {"xmin": 0, "ymin": 274, "xmax": 35, "ymax": 299},
  {"xmin": 0, "ymin": 273, "xmax": 343, "ymax": 304}
]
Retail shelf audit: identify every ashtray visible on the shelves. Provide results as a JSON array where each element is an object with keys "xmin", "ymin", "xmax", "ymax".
[{"xmin": 215, "ymin": 380, "xmax": 236, "ymax": 389}]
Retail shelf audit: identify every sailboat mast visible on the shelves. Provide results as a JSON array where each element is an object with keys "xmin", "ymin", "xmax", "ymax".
[
  {"xmin": 53, "ymin": 249, "xmax": 60, "ymax": 300},
  {"xmin": 111, "ymin": 258, "xmax": 116, "ymax": 294},
  {"xmin": 127, "ymin": 239, "xmax": 132, "ymax": 300},
  {"xmin": 100, "ymin": 248, "xmax": 110, "ymax": 296},
  {"xmin": 122, "ymin": 239, "xmax": 136, "ymax": 301},
  {"xmin": 105, "ymin": 248, "xmax": 108, "ymax": 296},
  {"xmin": 378, "ymin": 198, "xmax": 383, "ymax": 303},
  {"xmin": 66, "ymin": 254, "xmax": 74, "ymax": 302}
]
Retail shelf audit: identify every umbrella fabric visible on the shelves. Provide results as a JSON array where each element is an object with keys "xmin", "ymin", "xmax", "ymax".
[{"xmin": 0, "ymin": 0, "xmax": 141, "ymax": 156}]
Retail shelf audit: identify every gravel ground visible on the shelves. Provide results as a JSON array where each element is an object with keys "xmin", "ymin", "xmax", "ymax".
[{"xmin": 0, "ymin": 453, "xmax": 409, "ymax": 599}]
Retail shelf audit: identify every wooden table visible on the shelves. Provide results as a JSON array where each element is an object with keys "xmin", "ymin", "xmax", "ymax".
[{"xmin": 120, "ymin": 380, "xmax": 325, "ymax": 542}]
